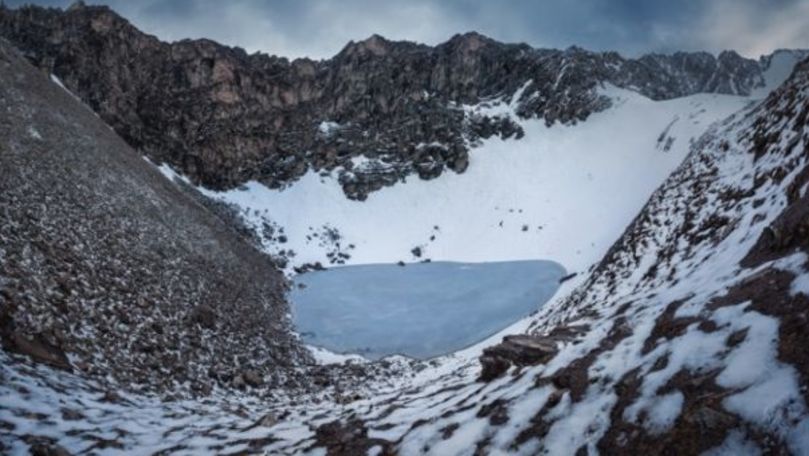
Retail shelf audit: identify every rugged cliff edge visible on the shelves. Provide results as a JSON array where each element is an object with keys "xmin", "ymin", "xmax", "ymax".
[{"xmin": 1, "ymin": 3, "xmax": 800, "ymax": 200}]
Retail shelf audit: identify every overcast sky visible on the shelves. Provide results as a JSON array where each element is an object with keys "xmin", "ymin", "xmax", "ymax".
[{"xmin": 6, "ymin": 0, "xmax": 809, "ymax": 59}]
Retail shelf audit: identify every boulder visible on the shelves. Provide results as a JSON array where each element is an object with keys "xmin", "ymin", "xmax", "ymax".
[
  {"xmin": 28, "ymin": 439, "xmax": 71, "ymax": 456},
  {"xmin": 242, "ymin": 370, "xmax": 263, "ymax": 388},
  {"xmin": 1, "ymin": 330, "xmax": 71, "ymax": 371},
  {"xmin": 314, "ymin": 418, "xmax": 393, "ymax": 456},
  {"xmin": 189, "ymin": 304, "xmax": 217, "ymax": 329},
  {"xmin": 479, "ymin": 335, "xmax": 558, "ymax": 381}
]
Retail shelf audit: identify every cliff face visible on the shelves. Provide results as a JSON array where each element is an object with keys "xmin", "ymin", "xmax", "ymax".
[
  {"xmin": 0, "ymin": 3, "xmax": 783, "ymax": 199},
  {"xmin": 0, "ymin": 38, "xmax": 309, "ymax": 395}
]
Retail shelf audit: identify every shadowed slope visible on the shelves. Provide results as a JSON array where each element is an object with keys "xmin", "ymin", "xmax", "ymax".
[{"xmin": 0, "ymin": 39, "xmax": 310, "ymax": 395}]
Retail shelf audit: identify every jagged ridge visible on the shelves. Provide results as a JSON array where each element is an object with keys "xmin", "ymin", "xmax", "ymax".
[{"xmin": 0, "ymin": 3, "xmax": 797, "ymax": 199}]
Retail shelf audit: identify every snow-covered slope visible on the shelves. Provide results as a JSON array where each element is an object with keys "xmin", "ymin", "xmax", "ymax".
[
  {"xmin": 204, "ymin": 55, "xmax": 809, "ymax": 456},
  {"xmin": 298, "ymin": 57, "xmax": 809, "ymax": 454},
  {"xmin": 172, "ymin": 86, "xmax": 752, "ymax": 278},
  {"xmin": 752, "ymin": 49, "xmax": 809, "ymax": 98}
]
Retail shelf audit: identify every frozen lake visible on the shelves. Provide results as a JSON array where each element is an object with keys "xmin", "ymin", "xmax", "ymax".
[{"xmin": 290, "ymin": 260, "xmax": 566, "ymax": 360}]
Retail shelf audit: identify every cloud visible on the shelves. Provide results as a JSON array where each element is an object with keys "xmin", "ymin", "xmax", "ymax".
[
  {"xmin": 693, "ymin": 0, "xmax": 809, "ymax": 57},
  {"xmin": 4, "ymin": 0, "xmax": 807, "ymax": 59},
  {"xmin": 48, "ymin": 0, "xmax": 467, "ymax": 58}
]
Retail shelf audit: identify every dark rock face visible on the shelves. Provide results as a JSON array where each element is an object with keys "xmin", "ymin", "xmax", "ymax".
[
  {"xmin": 479, "ymin": 334, "xmax": 558, "ymax": 381},
  {"xmin": 27, "ymin": 437, "xmax": 71, "ymax": 456},
  {"xmin": 0, "ymin": 41, "xmax": 309, "ymax": 394},
  {"xmin": 189, "ymin": 304, "xmax": 217, "ymax": 329},
  {"xmin": 314, "ymin": 419, "xmax": 394, "ymax": 456},
  {"xmin": 0, "ymin": 4, "xmax": 782, "ymax": 200},
  {"xmin": 0, "ymin": 312, "xmax": 71, "ymax": 371}
]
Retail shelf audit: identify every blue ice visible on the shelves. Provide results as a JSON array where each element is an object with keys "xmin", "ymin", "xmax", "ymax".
[{"xmin": 290, "ymin": 260, "xmax": 565, "ymax": 360}]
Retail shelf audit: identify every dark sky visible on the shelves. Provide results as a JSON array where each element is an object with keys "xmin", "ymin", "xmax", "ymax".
[{"xmin": 6, "ymin": 0, "xmax": 809, "ymax": 59}]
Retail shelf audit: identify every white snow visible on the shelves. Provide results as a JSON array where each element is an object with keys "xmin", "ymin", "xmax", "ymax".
[
  {"xmin": 49, "ymin": 74, "xmax": 81, "ymax": 103},
  {"xmin": 791, "ymin": 273, "xmax": 809, "ymax": 297},
  {"xmin": 724, "ymin": 368, "xmax": 802, "ymax": 426},
  {"xmin": 645, "ymin": 391, "xmax": 684, "ymax": 433},
  {"xmin": 702, "ymin": 431, "xmax": 762, "ymax": 456},
  {"xmin": 49, "ymin": 74, "xmax": 69, "ymax": 91},
  {"xmin": 305, "ymin": 345, "xmax": 368, "ymax": 365},
  {"xmin": 0, "ymin": 351, "xmax": 303, "ymax": 454},
  {"xmin": 715, "ymin": 305, "xmax": 783, "ymax": 389},
  {"xmin": 751, "ymin": 50, "xmax": 808, "ymax": 98},
  {"xmin": 778, "ymin": 252, "xmax": 809, "ymax": 297},
  {"xmin": 192, "ymin": 87, "xmax": 749, "ymax": 277},
  {"xmin": 317, "ymin": 120, "xmax": 342, "ymax": 137},
  {"xmin": 27, "ymin": 126, "xmax": 42, "ymax": 140}
]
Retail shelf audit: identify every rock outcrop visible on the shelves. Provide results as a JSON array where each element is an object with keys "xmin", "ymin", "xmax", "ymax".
[
  {"xmin": 0, "ymin": 3, "xmax": 794, "ymax": 200},
  {"xmin": 479, "ymin": 335, "xmax": 558, "ymax": 381}
]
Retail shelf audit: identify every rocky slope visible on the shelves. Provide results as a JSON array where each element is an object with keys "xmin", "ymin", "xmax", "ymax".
[
  {"xmin": 1, "ymin": 2, "xmax": 801, "ymax": 200},
  {"xmin": 294, "ymin": 54, "xmax": 809, "ymax": 455},
  {"xmin": 190, "ymin": 52, "xmax": 809, "ymax": 456},
  {"xmin": 2, "ymin": 48, "xmax": 806, "ymax": 454},
  {"xmin": 0, "ymin": 38, "xmax": 310, "ymax": 397},
  {"xmin": 1, "ymin": 3, "xmax": 809, "ymax": 455}
]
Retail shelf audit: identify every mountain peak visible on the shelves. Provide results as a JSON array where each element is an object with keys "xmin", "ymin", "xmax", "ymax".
[
  {"xmin": 0, "ymin": 2, "xmax": 802, "ymax": 198},
  {"xmin": 341, "ymin": 34, "xmax": 392, "ymax": 57},
  {"xmin": 445, "ymin": 31, "xmax": 496, "ymax": 52}
]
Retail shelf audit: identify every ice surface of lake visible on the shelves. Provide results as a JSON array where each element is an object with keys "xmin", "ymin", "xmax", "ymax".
[{"xmin": 290, "ymin": 260, "xmax": 565, "ymax": 360}]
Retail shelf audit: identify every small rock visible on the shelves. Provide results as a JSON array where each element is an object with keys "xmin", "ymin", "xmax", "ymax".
[
  {"xmin": 242, "ymin": 370, "xmax": 263, "ymax": 387},
  {"xmin": 726, "ymin": 328, "xmax": 748, "ymax": 347},
  {"xmin": 314, "ymin": 418, "xmax": 391, "ymax": 455},
  {"xmin": 28, "ymin": 440, "xmax": 71, "ymax": 456},
  {"xmin": 1, "ymin": 331, "xmax": 72, "ymax": 371},
  {"xmin": 189, "ymin": 304, "xmax": 217, "ymax": 329},
  {"xmin": 60, "ymin": 408, "xmax": 85, "ymax": 421},
  {"xmin": 252, "ymin": 412, "xmax": 277, "ymax": 428},
  {"xmin": 684, "ymin": 405, "xmax": 737, "ymax": 430},
  {"xmin": 101, "ymin": 390, "xmax": 122, "ymax": 403},
  {"xmin": 558, "ymin": 272, "xmax": 578, "ymax": 284}
]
